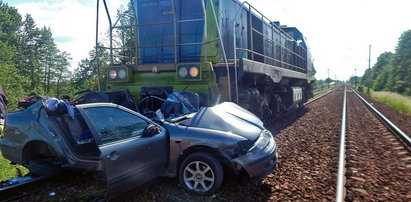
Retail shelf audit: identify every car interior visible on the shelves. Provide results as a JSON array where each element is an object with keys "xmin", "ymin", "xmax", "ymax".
[{"xmin": 46, "ymin": 108, "xmax": 100, "ymax": 158}]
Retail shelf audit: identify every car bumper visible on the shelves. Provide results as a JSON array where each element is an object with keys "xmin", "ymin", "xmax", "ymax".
[{"xmin": 232, "ymin": 137, "xmax": 278, "ymax": 181}]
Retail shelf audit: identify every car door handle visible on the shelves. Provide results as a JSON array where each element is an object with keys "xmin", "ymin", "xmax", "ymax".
[{"xmin": 106, "ymin": 151, "xmax": 120, "ymax": 161}]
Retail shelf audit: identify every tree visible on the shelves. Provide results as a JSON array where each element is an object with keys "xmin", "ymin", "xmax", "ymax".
[
  {"xmin": 73, "ymin": 45, "xmax": 110, "ymax": 91},
  {"xmin": 18, "ymin": 14, "xmax": 44, "ymax": 93},
  {"xmin": 0, "ymin": 2, "xmax": 28, "ymax": 109},
  {"xmin": 112, "ymin": 3, "xmax": 136, "ymax": 65},
  {"xmin": 360, "ymin": 30, "xmax": 411, "ymax": 95},
  {"xmin": 1, "ymin": 2, "xmax": 76, "ymax": 105},
  {"xmin": 371, "ymin": 52, "xmax": 393, "ymax": 91},
  {"xmin": 0, "ymin": 41, "xmax": 28, "ymax": 110},
  {"xmin": 0, "ymin": 1, "xmax": 22, "ymax": 46},
  {"xmin": 391, "ymin": 30, "xmax": 411, "ymax": 95},
  {"xmin": 54, "ymin": 51, "xmax": 72, "ymax": 97},
  {"xmin": 37, "ymin": 26, "xmax": 58, "ymax": 94}
]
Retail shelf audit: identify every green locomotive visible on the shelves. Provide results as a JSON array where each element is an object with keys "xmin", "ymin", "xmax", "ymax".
[{"xmin": 99, "ymin": 0, "xmax": 314, "ymax": 119}]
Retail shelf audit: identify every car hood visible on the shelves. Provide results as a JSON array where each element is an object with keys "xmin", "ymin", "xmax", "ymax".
[{"xmin": 181, "ymin": 102, "xmax": 264, "ymax": 141}]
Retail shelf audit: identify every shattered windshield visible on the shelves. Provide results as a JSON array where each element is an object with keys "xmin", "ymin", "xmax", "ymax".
[{"xmin": 157, "ymin": 91, "xmax": 201, "ymax": 120}]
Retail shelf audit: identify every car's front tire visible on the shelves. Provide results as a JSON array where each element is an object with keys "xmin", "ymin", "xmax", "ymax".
[{"xmin": 178, "ymin": 152, "xmax": 223, "ymax": 195}]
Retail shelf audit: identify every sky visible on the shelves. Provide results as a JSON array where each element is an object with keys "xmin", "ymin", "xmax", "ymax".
[{"xmin": 5, "ymin": 0, "xmax": 411, "ymax": 80}]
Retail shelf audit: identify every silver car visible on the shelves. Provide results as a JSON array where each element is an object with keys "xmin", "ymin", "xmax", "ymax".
[{"xmin": 0, "ymin": 101, "xmax": 277, "ymax": 197}]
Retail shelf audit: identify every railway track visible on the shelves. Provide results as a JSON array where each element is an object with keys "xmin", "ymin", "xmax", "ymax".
[
  {"xmin": 304, "ymin": 85, "xmax": 339, "ymax": 106},
  {"xmin": 336, "ymin": 87, "xmax": 411, "ymax": 201},
  {"xmin": 0, "ymin": 173, "xmax": 57, "ymax": 201}
]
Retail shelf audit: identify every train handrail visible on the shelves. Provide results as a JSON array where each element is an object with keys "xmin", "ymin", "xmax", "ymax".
[
  {"xmin": 235, "ymin": 48, "xmax": 307, "ymax": 72},
  {"xmin": 209, "ymin": 0, "xmax": 231, "ymax": 102},
  {"xmin": 232, "ymin": 1, "xmax": 309, "ymax": 103},
  {"xmin": 98, "ymin": 0, "xmax": 219, "ymax": 66}
]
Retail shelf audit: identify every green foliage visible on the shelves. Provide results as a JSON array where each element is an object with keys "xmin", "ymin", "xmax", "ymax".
[
  {"xmin": 114, "ymin": 3, "xmax": 136, "ymax": 65},
  {"xmin": 0, "ymin": 40, "xmax": 28, "ymax": 110},
  {"xmin": 73, "ymin": 45, "xmax": 110, "ymax": 92},
  {"xmin": 0, "ymin": 1, "xmax": 22, "ymax": 46},
  {"xmin": 0, "ymin": 153, "xmax": 29, "ymax": 181},
  {"xmin": 312, "ymin": 79, "xmax": 337, "ymax": 93},
  {"xmin": 373, "ymin": 64, "xmax": 392, "ymax": 91},
  {"xmin": 0, "ymin": 2, "xmax": 73, "ymax": 108},
  {"xmin": 370, "ymin": 91, "xmax": 411, "ymax": 115},
  {"xmin": 391, "ymin": 30, "xmax": 411, "ymax": 94},
  {"xmin": 324, "ymin": 78, "xmax": 332, "ymax": 84},
  {"xmin": 348, "ymin": 76, "xmax": 360, "ymax": 87},
  {"xmin": 362, "ymin": 30, "xmax": 411, "ymax": 96},
  {"xmin": 0, "ymin": 63, "xmax": 28, "ymax": 110},
  {"xmin": 0, "ymin": 153, "xmax": 28, "ymax": 182},
  {"xmin": 0, "ymin": 1, "xmax": 114, "ymax": 112}
]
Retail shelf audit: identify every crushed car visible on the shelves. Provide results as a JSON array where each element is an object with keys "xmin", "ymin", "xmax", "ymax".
[{"xmin": 0, "ymin": 90, "xmax": 278, "ymax": 197}]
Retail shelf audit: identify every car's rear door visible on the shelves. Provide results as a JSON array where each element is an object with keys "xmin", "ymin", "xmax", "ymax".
[{"xmin": 78, "ymin": 104, "xmax": 168, "ymax": 197}]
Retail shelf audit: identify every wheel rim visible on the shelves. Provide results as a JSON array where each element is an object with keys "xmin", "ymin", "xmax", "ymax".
[{"xmin": 183, "ymin": 161, "xmax": 215, "ymax": 192}]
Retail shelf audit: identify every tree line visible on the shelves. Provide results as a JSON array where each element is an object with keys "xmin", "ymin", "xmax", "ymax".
[
  {"xmin": 0, "ymin": 2, "xmax": 108, "ymax": 110},
  {"xmin": 360, "ymin": 30, "xmax": 411, "ymax": 96}
]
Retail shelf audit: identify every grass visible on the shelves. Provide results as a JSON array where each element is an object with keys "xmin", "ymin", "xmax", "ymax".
[
  {"xmin": 369, "ymin": 91, "xmax": 411, "ymax": 115},
  {"xmin": 313, "ymin": 83, "xmax": 339, "ymax": 94},
  {"xmin": 0, "ymin": 152, "xmax": 29, "ymax": 182}
]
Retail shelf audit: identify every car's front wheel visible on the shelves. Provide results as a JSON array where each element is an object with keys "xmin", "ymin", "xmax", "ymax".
[{"xmin": 179, "ymin": 152, "xmax": 223, "ymax": 195}]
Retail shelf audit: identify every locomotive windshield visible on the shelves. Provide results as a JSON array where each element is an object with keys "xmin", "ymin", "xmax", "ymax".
[{"xmin": 136, "ymin": 0, "xmax": 205, "ymax": 64}]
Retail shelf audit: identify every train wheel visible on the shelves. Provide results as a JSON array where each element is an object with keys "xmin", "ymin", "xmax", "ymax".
[
  {"xmin": 270, "ymin": 94, "xmax": 284, "ymax": 118},
  {"xmin": 259, "ymin": 87, "xmax": 273, "ymax": 122}
]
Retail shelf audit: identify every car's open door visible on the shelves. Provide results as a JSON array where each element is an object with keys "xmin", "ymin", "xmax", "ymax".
[{"xmin": 77, "ymin": 104, "xmax": 168, "ymax": 198}]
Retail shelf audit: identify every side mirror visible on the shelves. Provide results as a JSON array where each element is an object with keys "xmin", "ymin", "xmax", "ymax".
[{"xmin": 142, "ymin": 124, "xmax": 161, "ymax": 137}]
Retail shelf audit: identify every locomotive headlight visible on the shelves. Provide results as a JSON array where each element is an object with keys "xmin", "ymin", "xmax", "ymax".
[
  {"xmin": 118, "ymin": 69, "xmax": 126, "ymax": 79},
  {"xmin": 178, "ymin": 67, "xmax": 188, "ymax": 78},
  {"xmin": 189, "ymin": 67, "xmax": 199, "ymax": 77},
  {"xmin": 109, "ymin": 70, "xmax": 117, "ymax": 79},
  {"xmin": 177, "ymin": 65, "xmax": 201, "ymax": 80}
]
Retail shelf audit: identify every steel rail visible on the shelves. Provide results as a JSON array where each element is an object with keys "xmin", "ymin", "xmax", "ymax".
[
  {"xmin": 351, "ymin": 89, "xmax": 411, "ymax": 147},
  {"xmin": 335, "ymin": 86, "xmax": 347, "ymax": 202},
  {"xmin": 334, "ymin": 86, "xmax": 410, "ymax": 202},
  {"xmin": 0, "ymin": 173, "xmax": 57, "ymax": 201},
  {"xmin": 303, "ymin": 85, "xmax": 340, "ymax": 106}
]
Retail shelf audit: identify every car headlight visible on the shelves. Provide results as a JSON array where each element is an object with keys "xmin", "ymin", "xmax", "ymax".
[
  {"xmin": 109, "ymin": 70, "xmax": 117, "ymax": 79},
  {"xmin": 251, "ymin": 130, "xmax": 272, "ymax": 151}
]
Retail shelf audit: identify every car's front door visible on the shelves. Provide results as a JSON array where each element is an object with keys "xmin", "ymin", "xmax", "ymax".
[{"xmin": 79, "ymin": 105, "xmax": 168, "ymax": 197}]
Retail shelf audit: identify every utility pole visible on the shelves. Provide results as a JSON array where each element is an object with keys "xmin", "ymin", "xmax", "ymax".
[
  {"xmin": 328, "ymin": 68, "xmax": 330, "ymax": 88},
  {"xmin": 367, "ymin": 45, "xmax": 371, "ymax": 94},
  {"xmin": 355, "ymin": 68, "xmax": 357, "ymax": 89},
  {"xmin": 335, "ymin": 74, "xmax": 337, "ymax": 85},
  {"xmin": 368, "ymin": 45, "xmax": 371, "ymax": 69},
  {"xmin": 95, "ymin": 0, "xmax": 101, "ymax": 91}
]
